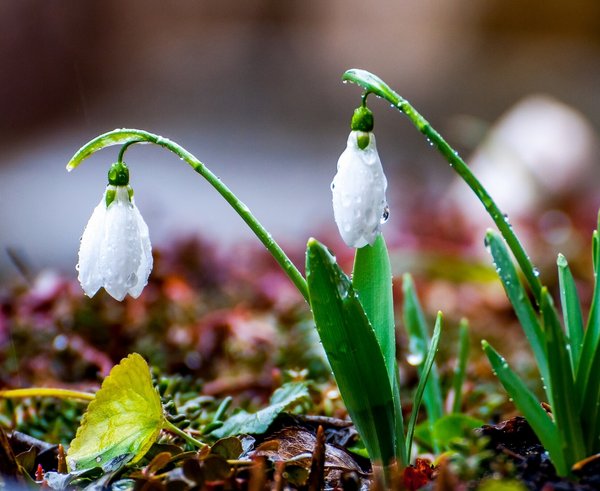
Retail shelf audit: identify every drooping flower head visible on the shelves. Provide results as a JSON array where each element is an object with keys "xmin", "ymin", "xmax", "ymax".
[
  {"xmin": 77, "ymin": 162, "xmax": 152, "ymax": 301},
  {"xmin": 332, "ymin": 105, "xmax": 389, "ymax": 248}
]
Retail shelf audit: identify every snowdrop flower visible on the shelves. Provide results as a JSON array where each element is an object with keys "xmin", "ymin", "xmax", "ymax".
[
  {"xmin": 77, "ymin": 162, "xmax": 152, "ymax": 301},
  {"xmin": 332, "ymin": 106, "xmax": 388, "ymax": 248}
]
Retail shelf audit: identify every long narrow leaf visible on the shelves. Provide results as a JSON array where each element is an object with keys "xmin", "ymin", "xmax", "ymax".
[
  {"xmin": 353, "ymin": 236, "xmax": 406, "ymax": 464},
  {"xmin": 485, "ymin": 232, "xmax": 548, "ymax": 385},
  {"xmin": 402, "ymin": 274, "xmax": 443, "ymax": 424},
  {"xmin": 580, "ymin": 345, "xmax": 600, "ymax": 453},
  {"xmin": 593, "ymin": 230, "xmax": 599, "ymax": 273},
  {"xmin": 306, "ymin": 238, "xmax": 398, "ymax": 466},
  {"xmin": 557, "ymin": 254, "xmax": 583, "ymax": 373},
  {"xmin": 578, "ymin": 250, "xmax": 600, "ymax": 453},
  {"xmin": 482, "ymin": 341, "xmax": 566, "ymax": 476},
  {"xmin": 406, "ymin": 312, "xmax": 442, "ymax": 462},
  {"xmin": 392, "ymin": 363, "xmax": 408, "ymax": 465},
  {"xmin": 352, "ymin": 235, "xmax": 396, "ymax": 384},
  {"xmin": 541, "ymin": 288, "xmax": 585, "ymax": 466},
  {"xmin": 451, "ymin": 319, "xmax": 470, "ymax": 414},
  {"xmin": 577, "ymin": 214, "xmax": 600, "ymax": 410}
]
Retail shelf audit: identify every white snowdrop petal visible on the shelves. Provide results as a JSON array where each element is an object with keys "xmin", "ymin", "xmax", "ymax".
[
  {"xmin": 77, "ymin": 198, "xmax": 107, "ymax": 297},
  {"xmin": 76, "ymin": 183, "xmax": 153, "ymax": 300},
  {"xmin": 127, "ymin": 203, "xmax": 153, "ymax": 298},
  {"xmin": 332, "ymin": 131, "xmax": 388, "ymax": 248},
  {"xmin": 100, "ymin": 187, "xmax": 142, "ymax": 301}
]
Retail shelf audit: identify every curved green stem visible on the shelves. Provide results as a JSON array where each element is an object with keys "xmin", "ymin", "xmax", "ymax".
[
  {"xmin": 163, "ymin": 418, "xmax": 208, "ymax": 450},
  {"xmin": 342, "ymin": 69, "xmax": 543, "ymax": 303},
  {"xmin": 67, "ymin": 129, "xmax": 308, "ymax": 302},
  {"xmin": 0, "ymin": 388, "xmax": 95, "ymax": 401},
  {"xmin": 117, "ymin": 140, "xmax": 141, "ymax": 164}
]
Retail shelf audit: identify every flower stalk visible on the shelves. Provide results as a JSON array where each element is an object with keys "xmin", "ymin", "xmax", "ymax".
[
  {"xmin": 0, "ymin": 388, "xmax": 95, "ymax": 402},
  {"xmin": 67, "ymin": 129, "xmax": 308, "ymax": 302},
  {"xmin": 342, "ymin": 68, "xmax": 543, "ymax": 303}
]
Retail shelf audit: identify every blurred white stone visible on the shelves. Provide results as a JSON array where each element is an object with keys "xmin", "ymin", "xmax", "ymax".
[{"xmin": 448, "ymin": 95, "xmax": 598, "ymax": 227}]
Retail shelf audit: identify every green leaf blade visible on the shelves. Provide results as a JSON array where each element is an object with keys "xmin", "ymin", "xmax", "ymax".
[
  {"xmin": 577, "ymin": 225, "xmax": 600, "ymax": 454},
  {"xmin": 405, "ymin": 312, "xmax": 442, "ymax": 461},
  {"xmin": 579, "ymin": 349, "xmax": 600, "ymax": 453},
  {"xmin": 485, "ymin": 232, "xmax": 548, "ymax": 384},
  {"xmin": 402, "ymin": 274, "xmax": 443, "ymax": 424},
  {"xmin": 541, "ymin": 289, "xmax": 585, "ymax": 466},
  {"xmin": 306, "ymin": 238, "xmax": 399, "ymax": 466},
  {"xmin": 451, "ymin": 319, "xmax": 470, "ymax": 414},
  {"xmin": 557, "ymin": 254, "xmax": 583, "ymax": 371},
  {"xmin": 352, "ymin": 235, "xmax": 396, "ymax": 385},
  {"xmin": 431, "ymin": 413, "xmax": 485, "ymax": 450},
  {"xmin": 210, "ymin": 382, "xmax": 310, "ymax": 439},
  {"xmin": 577, "ymin": 214, "xmax": 600, "ymax": 412},
  {"xmin": 482, "ymin": 341, "xmax": 566, "ymax": 476}
]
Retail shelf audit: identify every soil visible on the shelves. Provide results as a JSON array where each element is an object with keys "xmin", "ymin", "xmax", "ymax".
[{"xmin": 480, "ymin": 417, "xmax": 600, "ymax": 490}]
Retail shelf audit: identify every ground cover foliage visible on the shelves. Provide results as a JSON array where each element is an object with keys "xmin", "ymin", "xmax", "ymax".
[{"xmin": 1, "ymin": 210, "xmax": 599, "ymax": 491}]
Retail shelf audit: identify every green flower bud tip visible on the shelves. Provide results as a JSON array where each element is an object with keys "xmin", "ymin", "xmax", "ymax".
[
  {"xmin": 356, "ymin": 132, "xmax": 371, "ymax": 150},
  {"xmin": 351, "ymin": 105, "xmax": 374, "ymax": 133},
  {"xmin": 108, "ymin": 162, "xmax": 130, "ymax": 186},
  {"xmin": 105, "ymin": 187, "xmax": 116, "ymax": 207},
  {"xmin": 105, "ymin": 185, "xmax": 134, "ymax": 207}
]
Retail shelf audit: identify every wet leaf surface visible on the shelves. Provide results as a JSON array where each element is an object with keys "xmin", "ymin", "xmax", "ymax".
[{"xmin": 67, "ymin": 353, "xmax": 164, "ymax": 472}]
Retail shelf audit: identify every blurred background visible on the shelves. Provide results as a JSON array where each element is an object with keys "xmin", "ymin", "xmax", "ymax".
[{"xmin": 1, "ymin": 0, "xmax": 600, "ymax": 280}]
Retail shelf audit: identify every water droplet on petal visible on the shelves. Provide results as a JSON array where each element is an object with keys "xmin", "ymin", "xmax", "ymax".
[
  {"xmin": 126, "ymin": 272, "xmax": 138, "ymax": 288},
  {"xmin": 380, "ymin": 206, "xmax": 390, "ymax": 224}
]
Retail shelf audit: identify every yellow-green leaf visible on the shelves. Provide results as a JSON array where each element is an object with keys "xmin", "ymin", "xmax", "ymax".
[{"xmin": 67, "ymin": 353, "xmax": 164, "ymax": 472}]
